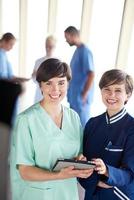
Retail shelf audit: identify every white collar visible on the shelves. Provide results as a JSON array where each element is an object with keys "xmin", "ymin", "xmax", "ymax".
[{"xmin": 106, "ymin": 108, "xmax": 127, "ymax": 124}]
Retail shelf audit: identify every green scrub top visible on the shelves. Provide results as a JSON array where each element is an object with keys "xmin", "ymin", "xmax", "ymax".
[{"xmin": 10, "ymin": 103, "xmax": 83, "ymax": 200}]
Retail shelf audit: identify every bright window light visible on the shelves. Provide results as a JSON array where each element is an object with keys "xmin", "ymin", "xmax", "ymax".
[
  {"xmin": 55, "ymin": 0, "xmax": 83, "ymax": 63},
  {"xmin": 2, "ymin": 0, "xmax": 19, "ymax": 75},
  {"xmin": 27, "ymin": 0, "xmax": 48, "ymax": 76},
  {"xmin": 89, "ymin": 0, "xmax": 125, "ymax": 116}
]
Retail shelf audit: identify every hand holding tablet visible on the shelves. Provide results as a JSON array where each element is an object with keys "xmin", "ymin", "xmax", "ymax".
[{"xmin": 53, "ymin": 158, "xmax": 95, "ymax": 171}]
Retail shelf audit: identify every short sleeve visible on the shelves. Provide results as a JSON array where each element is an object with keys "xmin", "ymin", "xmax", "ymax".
[
  {"xmin": 7, "ymin": 61, "xmax": 14, "ymax": 78},
  {"xmin": 0, "ymin": 50, "xmax": 13, "ymax": 78},
  {"xmin": 0, "ymin": 52, "xmax": 7, "ymax": 77},
  {"xmin": 13, "ymin": 114, "xmax": 35, "ymax": 166},
  {"xmin": 81, "ymin": 46, "xmax": 94, "ymax": 74},
  {"xmin": 76, "ymin": 114, "xmax": 83, "ymax": 154}
]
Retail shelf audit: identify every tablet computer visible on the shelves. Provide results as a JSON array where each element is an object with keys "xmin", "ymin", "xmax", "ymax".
[{"xmin": 53, "ymin": 158, "xmax": 95, "ymax": 171}]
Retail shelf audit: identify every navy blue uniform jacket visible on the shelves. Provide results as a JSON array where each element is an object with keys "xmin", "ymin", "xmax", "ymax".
[{"xmin": 79, "ymin": 108, "xmax": 134, "ymax": 200}]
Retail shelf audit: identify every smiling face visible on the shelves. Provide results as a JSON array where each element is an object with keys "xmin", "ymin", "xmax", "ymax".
[
  {"xmin": 101, "ymin": 83, "xmax": 129, "ymax": 116},
  {"xmin": 40, "ymin": 76, "xmax": 68, "ymax": 105}
]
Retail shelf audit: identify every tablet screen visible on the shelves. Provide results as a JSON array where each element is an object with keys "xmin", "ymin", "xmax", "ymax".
[{"xmin": 53, "ymin": 159, "xmax": 95, "ymax": 171}]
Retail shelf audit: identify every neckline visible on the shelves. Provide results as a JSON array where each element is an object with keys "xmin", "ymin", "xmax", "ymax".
[
  {"xmin": 105, "ymin": 107, "xmax": 127, "ymax": 124},
  {"xmin": 38, "ymin": 102, "xmax": 64, "ymax": 131}
]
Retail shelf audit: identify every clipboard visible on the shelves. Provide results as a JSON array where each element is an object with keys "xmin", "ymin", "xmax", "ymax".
[{"xmin": 53, "ymin": 158, "xmax": 95, "ymax": 171}]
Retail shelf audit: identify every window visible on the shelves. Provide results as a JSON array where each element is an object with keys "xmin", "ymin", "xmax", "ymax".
[
  {"xmin": 26, "ymin": 0, "xmax": 49, "ymax": 76},
  {"xmin": 55, "ymin": 0, "xmax": 83, "ymax": 63},
  {"xmin": 18, "ymin": 0, "xmax": 49, "ymax": 112},
  {"xmin": 89, "ymin": 0, "xmax": 125, "ymax": 116},
  {"xmin": 2, "ymin": 0, "xmax": 19, "ymax": 75},
  {"xmin": 126, "ymin": 26, "xmax": 134, "ymax": 116}
]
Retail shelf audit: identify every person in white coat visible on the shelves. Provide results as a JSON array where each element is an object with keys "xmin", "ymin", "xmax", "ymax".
[{"xmin": 32, "ymin": 35, "xmax": 57, "ymax": 103}]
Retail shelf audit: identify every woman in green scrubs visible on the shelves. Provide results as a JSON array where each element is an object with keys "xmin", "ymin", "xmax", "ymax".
[{"xmin": 10, "ymin": 58, "xmax": 92, "ymax": 200}]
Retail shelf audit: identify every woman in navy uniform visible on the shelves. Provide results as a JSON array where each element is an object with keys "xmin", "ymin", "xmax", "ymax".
[{"xmin": 79, "ymin": 69, "xmax": 134, "ymax": 200}]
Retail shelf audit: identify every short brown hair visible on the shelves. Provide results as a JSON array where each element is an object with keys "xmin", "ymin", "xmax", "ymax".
[
  {"xmin": 64, "ymin": 26, "xmax": 79, "ymax": 36},
  {"xmin": 36, "ymin": 58, "xmax": 71, "ymax": 83},
  {"xmin": 99, "ymin": 69, "xmax": 133, "ymax": 96}
]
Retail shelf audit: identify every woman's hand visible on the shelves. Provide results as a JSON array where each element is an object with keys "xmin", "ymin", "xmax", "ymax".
[
  {"xmin": 57, "ymin": 155, "xmax": 94, "ymax": 179},
  {"xmin": 75, "ymin": 154, "xmax": 87, "ymax": 161},
  {"xmin": 58, "ymin": 166, "xmax": 94, "ymax": 179},
  {"xmin": 19, "ymin": 165, "xmax": 93, "ymax": 181},
  {"xmin": 92, "ymin": 158, "xmax": 108, "ymax": 176}
]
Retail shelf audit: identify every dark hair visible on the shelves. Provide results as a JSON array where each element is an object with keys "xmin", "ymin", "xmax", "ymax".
[
  {"xmin": 36, "ymin": 58, "xmax": 72, "ymax": 83},
  {"xmin": 99, "ymin": 69, "xmax": 133, "ymax": 97},
  {"xmin": 0, "ymin": 32, "xmax": 16, "ymax": 42},
  {"xmin": 64, "ymin": 26, "xmax": 79, "ymax": 36}
]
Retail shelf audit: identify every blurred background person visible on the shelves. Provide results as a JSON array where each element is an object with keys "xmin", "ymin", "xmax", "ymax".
[
  {"xmin": 64, "ymin": 26, "xmax": 95, "ymax": 127},
  {"xmin": 32, "ymin": 35, "xmax": 57, "ymax": 103},
  {"xmin": 0, "ymin": 32, "xmax": 29, "ymax": 120},
  {"xmin": 0, "ymin": 32, "xmax": 16, "ymax": 79}
]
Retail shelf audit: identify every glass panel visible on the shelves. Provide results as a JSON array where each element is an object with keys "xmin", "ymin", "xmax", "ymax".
[
  {"xmin": 127, "ymin": 27, "xmax": 134, "ymax": 77},
  {"xmin": 27, "ymin": 0, "xmax": 48, "ymax": 76},
  {"xmin": 56, "ymin": 0, "xmax": 83, "ymax": 63},
  {"xmin": 126, "ymin": 26, "xmax": 134, "ymax": 116},
  {"xmin": 89, "ymin": 0, "xmax": 125, "ymax": 116},
  {"xmin": 19, "ymin": 0, "xmax": 49, "ymax": 111},
  {"xmin": 2, "ymin": 0, "xmax": 19, "ymax": 75}
]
